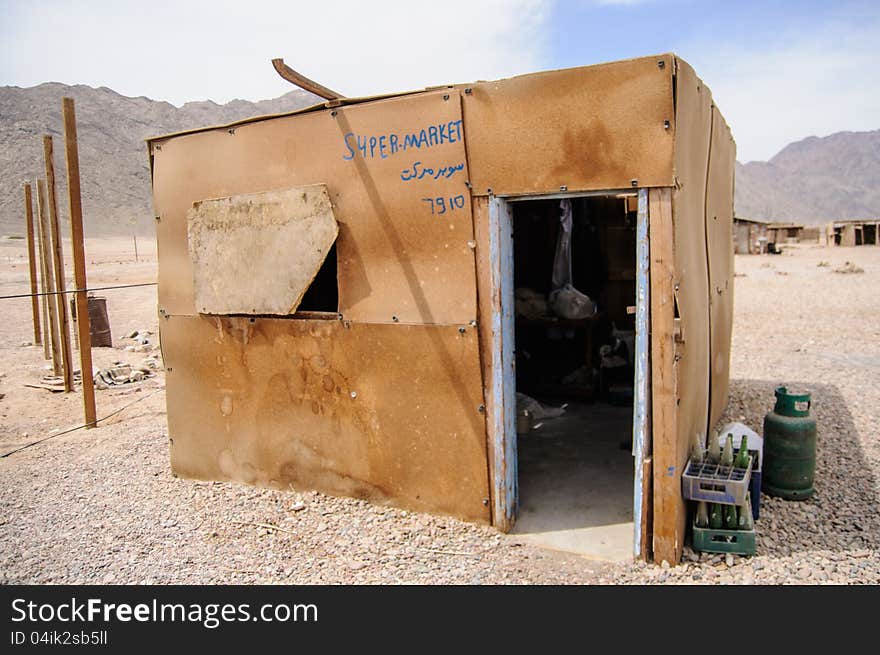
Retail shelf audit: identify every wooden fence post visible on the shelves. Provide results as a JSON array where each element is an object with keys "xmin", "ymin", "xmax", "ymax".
[
  {"xmin": 62, "ymin": 97, "xmax": 97, "ymax": 427},
  {"xmin": 23, "ymin": 183, "xmax": 41, "ymax": 345},
  {"xmin": 43, "ymin": 135, "xmax": 75, "ymax": 392},
  {"xmin": 36, "ymin": 179, "xmax": 61, "ymax": 372}
]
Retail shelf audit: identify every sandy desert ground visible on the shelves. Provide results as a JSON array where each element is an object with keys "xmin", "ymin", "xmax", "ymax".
[{"xmin": 0, "ymin": 237, "xmax": 878, "ymax": 584}]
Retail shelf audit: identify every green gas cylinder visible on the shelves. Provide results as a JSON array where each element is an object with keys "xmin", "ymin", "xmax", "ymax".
[{"xmin": 762, "ymin": 386, "xmax": 817, "ymax": 500}]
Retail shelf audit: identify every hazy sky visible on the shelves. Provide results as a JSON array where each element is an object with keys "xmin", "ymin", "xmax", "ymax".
[{"xmin": 1, "ymin": 0, "xmax": 878, "ymax": 162}]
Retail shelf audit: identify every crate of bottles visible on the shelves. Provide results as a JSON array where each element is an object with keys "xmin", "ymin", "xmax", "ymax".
[
  {"xmin": 692, "ymin": 519, "xmax": 756, "ymax": 555},
  {"xmin": 682, "ymin": 454, "xmax": 753, "ymax": 506}
]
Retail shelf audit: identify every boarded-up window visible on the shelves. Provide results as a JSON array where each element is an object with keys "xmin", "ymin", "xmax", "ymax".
[{"xmin": 187, "ymin": 185, "xmax": 338, "ymax": 315}]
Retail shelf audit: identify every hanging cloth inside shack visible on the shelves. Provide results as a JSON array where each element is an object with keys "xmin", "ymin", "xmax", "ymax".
[{"xmin": 549, "ymin": 199, "xmax": 595, "ymax": 319}]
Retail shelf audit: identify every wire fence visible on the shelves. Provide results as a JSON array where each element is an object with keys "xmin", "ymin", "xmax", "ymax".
[
  {"xmin": 0, "ymin": 280, "xmax": 162, "ymax": 456},
  {"xmin": 0, "ymin": 282, "xmax": 156, "ymax": 301},
  {"xmin": 0, "ymin": 388, "xmax": 164, "ymax": 458}
]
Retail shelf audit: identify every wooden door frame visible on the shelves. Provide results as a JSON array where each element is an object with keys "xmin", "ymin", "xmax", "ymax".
[
  {"xmin": 488, "ymin": 190, "xmax": 654, "ymax": 559},
  {"xmin": 487, "ymin": 196, "xmax": 517, "ymax": 531}
]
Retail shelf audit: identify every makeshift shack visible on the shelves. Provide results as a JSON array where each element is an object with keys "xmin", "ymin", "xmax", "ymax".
[
  {"xmin": 148, "ymin": 54, "xmax": 735, "ymax": 565},
  {"xmin": 827, "ymin": 219, "xmax": 880, "ymax": 246},
  {"xmin": 733, "ymin": 216, "xmax": 769, "ymax": 254},
  {"xmin": 766, "ymin": 222, "xmax": 805, "ymax": 248}
]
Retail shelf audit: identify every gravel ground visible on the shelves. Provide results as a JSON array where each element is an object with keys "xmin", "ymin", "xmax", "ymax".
[{"xmin": 1, "ymin": 240, "xmax": 878, "ymax": 584}]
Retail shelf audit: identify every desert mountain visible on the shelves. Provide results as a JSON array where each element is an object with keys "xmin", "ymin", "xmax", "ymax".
[
  {"xmin": 735, "ymin": 129, "xmax": 880, "ymax": 224},
  {"xmin": 0, "ymin": 83, "xmax": 321, "ymax": 237},
  {"xmin": 1, "ymin": 82, "xmax": 877, "ymax": 235}
]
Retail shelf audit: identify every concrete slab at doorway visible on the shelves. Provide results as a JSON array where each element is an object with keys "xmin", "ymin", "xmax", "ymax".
[{"xmin": 511, "ymin": 402, "xmax": 634, "ymax": 562}]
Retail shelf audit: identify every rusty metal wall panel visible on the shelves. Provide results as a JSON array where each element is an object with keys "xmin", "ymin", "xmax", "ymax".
[
  {"xmin": 462, "ymin": 55, "xmax": 675, "ymax": 197},
  {"xmin": 152, "ymin": 139, "xmax": 197, "ymax": 317},
  {"xmin": 150, "ymin": 90, "xmax": 476, "ymax": 325},
  {"xmin": 705, "ymin": 109, "xmax": 736, "ymax": 428},
  {"xmin": 672, "ymin": 58, "xmax": 712, "ymax": 448},
  {"xmin": 161, "ymin": 315, "xmax": 490, "ymax": 522},
  {"xmin": 332, "ymin": 91, "xmax": 475, "ymax": 324},
  {"xmin": 660, "ymin": 58, "xmax": 713, "ymax": 562}
]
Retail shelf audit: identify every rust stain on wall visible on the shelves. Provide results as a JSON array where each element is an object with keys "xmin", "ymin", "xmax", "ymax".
[
  {"xmin": 462, "ymin": 55, "xmax": 675, "ymax": 196},
  {"xmin": 162, "ymin": 316, "xmax": 490, "ymax": 522}
]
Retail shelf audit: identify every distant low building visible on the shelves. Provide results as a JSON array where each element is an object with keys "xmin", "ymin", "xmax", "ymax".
[
  {"xmin": 733, "ymin": 217, "xmax": 828, "ymax": 253},
  {"xmin": 733, "ymin": 216, "xmax": 769, "ymax": 254},
  {"xmin": 801, "ymin": 226, "xmax": 822, "ymax": 244},
  {"xmin": 826, "ymin": 219, "xmax": 880, "ymax": 246},
  {"xmin": 766, "ymin": 222, "xmax": 807, "ymax": 247}
]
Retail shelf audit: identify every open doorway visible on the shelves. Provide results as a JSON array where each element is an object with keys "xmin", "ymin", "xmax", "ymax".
[{"xmin": 507, "ymin": 194, "xmax": 639, "ymax": 561}]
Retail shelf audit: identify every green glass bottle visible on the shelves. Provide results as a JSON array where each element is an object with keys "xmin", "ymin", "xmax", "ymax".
[
  {"xmin": 707, "ymin": 432, "xmax": 721, "ymax": 464},
  {"xmin": 738, "ymin": 493, "xmax": 755, "ymax": 531},
  {"xmin": 720, "ymin": 434, "xmax": 734, "ymax": 467},
  {"xmin": 735, "ymin": 437, "xmax": 750, "ymax": 469},
  {"xmin": 690, "ymin": 433, "xmax": 704, "ymax": 464},
  {"xmin": 695, "ymin": 501, "xmax": 709, "ymax": 528},
  {"xmin": 724, "ymin": 503, "xmax": 738, "ymax": 529},
  {"xmin": 709, "ymin": 503, "xmax": 723, "ymax": 529}
]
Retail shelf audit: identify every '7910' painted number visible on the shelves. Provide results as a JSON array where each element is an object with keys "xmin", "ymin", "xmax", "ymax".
[{"xmin": 422, "ymin": 195, "xmax": 466, "ymax": 215}]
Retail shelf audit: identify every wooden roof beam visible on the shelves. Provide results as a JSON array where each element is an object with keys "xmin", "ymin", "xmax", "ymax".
[{"xmin": 271, "ymin": 58, "xmax": 344, "ymax": 101}]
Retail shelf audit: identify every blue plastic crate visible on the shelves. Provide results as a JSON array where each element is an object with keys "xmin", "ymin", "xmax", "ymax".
[
  {"xmin": 682, "ymin": 455, "xmax": 753, "ymax": 506},
  {"xmin": 748, "ymin": 448, "xmax": 761, "ymax": 520}
]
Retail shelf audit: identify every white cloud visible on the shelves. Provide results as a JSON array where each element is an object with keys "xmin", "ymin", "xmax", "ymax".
[
  {"xmin": 681, "ymin": 15, "xmax": 880, "ymax": 162},
  {"xmin": 0, "ymin": 0, "xmax": 551, "ymax": 105}
]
